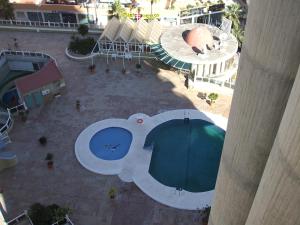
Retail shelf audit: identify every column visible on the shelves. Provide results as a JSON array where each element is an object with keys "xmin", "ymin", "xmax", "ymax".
[
  {"xmin": 209, "ymin": 0, "xmax": 300, "ymax": 225},
  {"xmin": 245, "ymin": 65, "xmax": 300, "ymax": 225}
]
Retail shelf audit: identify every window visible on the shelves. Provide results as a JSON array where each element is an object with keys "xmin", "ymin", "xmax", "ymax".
[
  {"xmin": 16, "ymin": 11, "xmax": 26, "ymax": 20},
  {"xmin": 44, "ymin": 13, "xmax": 61, "ymax": 23},
  {"xmin": 61, "ymin": 13, "xmax": 77, "ymax": 23},
  {"xmin": 27, "ymin": 12, "xmax": 43, "ymax": 22}
]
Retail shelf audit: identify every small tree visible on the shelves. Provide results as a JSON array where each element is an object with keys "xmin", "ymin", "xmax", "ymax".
[
  {"xmin": 208, "ymin": 93, "xmax": 218, "ymax": 104},
  {"xmin": 149, "ymin": 0, "xmax": 159, "ymax": 15},
  {"xmin": 77, "ymin": 24, "xmax": 89, "ymax": 36},
  {"xmin": 111, "ymin": 0, "xmax": 126, "ymax": 19},
  {"xmin": 225, "ymin": 3, "xmax": 245, "ymax": 48},
  {"xmin": 0, "ymin": 0, "xmax": 14, "ymax": 19}
]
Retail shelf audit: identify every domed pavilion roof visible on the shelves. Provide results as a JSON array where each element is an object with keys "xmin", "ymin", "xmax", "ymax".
[{"xmin": 184, "ymin": 27, "xmax": 214, "ymax": 53}]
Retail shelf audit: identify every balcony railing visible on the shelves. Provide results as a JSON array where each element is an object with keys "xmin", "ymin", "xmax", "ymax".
[{"xmin": 0, "ymin": 19, "xmax": 102, "ymax": 32}]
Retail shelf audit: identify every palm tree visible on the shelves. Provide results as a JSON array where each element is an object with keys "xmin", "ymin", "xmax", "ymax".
[
  {"xmin": 0, "ymin": 0, "xmax": 14, "ymax": 19},
  {"xmin": 111, "ymin": 0, "xmax": 126, "ymax": 19},
  {"xmin": 225, "ymin": 3, "xmax": 244, "ymax": 48},
  {"xmin": 150, "ymin": 0, "xmax": 159, "ymax": 15}
]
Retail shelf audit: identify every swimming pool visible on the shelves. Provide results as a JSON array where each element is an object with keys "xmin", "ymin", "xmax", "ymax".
[
  {"xmin": 144, "ymin": 119, "xmax": 225, "ymax": 192},
  {"xmin": 89, "ymin": 127, "xmax": 132, "ymax": 160}
]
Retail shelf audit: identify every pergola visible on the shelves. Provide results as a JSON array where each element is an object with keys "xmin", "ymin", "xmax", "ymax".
[{"xmin": 94, "ymin": 17, "xmax": 162, "ymax": 59}]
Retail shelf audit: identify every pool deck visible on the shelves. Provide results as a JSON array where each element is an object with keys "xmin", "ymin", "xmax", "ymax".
[
  {"xmin": 75, "ymin": 109, "xmax": 227, "ymax": 210},
  {"xmin": 0, "ymin": 30, "xmax": 233, "ymax": 225}
]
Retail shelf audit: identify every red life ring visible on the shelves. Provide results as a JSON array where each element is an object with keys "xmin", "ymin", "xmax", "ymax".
[{"xmin": 137, "ymin": 118, "xmax": 143, "ymax": 124}]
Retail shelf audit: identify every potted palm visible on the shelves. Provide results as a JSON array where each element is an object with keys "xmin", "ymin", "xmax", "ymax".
[
  {"xmin": 136, "ymin": 63, "xmax": 141, "ymax": 73},
  {"xmin": 108, "ymin": 187, "xmax": 117, "ymax": 199},
  {"xmin": 88, "ymin": 64, "xmax": 96, "ymax": 74},
  {"xmin": 207, "ymin": 93, "xmax": 218, "ymax": 105},
  {"xmin": 45, "ymin": 153, "xmax": 54, "ymax": 169},
  {"xmin": 39, "ymin": 136, "xmax": 47, "ymax": 146}
]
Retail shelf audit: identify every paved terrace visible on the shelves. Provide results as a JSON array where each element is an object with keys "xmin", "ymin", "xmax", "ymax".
[{"xmin": 0, "ymin": 30, "xmax": 232, "ymax": 225}]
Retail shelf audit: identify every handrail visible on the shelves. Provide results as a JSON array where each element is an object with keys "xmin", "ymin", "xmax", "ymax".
[
  {"xmin": 0, "ymin": 108, "xmax": 12, "ymax": 135},
  {"xmin": 51, "ymin": 215, "xmax": 74, "ymax": 225},
  {"xmin": 180, "ymin": 10, "xmax": 224, "ymax": 20},
  {"xmin": 8, "ymin": 102, "xmax": 27, "ymax": 114},
  {"xmin": 6, "ymin": 210, "xmax": 34, "ymax": 225},
  {"xmin": 0, "ymin": 19, "xmax": 101, "ymax": 30},
  {"xmin": 0, "ymin": 49, "xmax": 57, "ymax": 66},
  {"xmin": 7, "ymin": 211, "xmax": 26, "ymax": 225}
]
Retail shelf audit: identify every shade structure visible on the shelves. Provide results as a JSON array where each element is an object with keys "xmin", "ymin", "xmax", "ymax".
[{"xmin": 150, "ymin": 44, "xmax": 192, "ymax": 71}]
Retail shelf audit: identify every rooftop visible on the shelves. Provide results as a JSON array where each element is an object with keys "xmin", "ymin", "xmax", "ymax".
[
  {"xmin": 15, "ymin": 60, "xmax": 63, "ymax": 94},
  {"xmin": 160, "ymin": 24, "xmax": 238, "ymax": 64}
]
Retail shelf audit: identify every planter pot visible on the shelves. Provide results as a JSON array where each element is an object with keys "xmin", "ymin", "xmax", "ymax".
[
  {"xmin": 110, "ymin": 195, "xmax": 115, "ymax": 199},
  {"xmin": 47, "ymin": 161, "xmax": 54, "ymax": 169}
]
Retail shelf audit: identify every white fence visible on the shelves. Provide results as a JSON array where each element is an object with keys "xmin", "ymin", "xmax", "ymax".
[
  {"xmin": 0, "ymin": 19, "xmax": 102, "ymax": 33},
  {"xmin": 0, "ymin": 49, "xmax": 57, "ymax": 66}
]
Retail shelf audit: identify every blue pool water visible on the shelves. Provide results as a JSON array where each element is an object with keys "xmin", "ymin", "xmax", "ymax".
[
  {"xmin": 89, "ymin": 127, "xmax": 132, "ymax": 160},
  {"xmin": 144, "ymin": 119, "xmax": 225, "ymax": 192}
]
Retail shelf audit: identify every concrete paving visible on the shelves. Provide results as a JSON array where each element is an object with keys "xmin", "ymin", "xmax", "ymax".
[{"xmin": 0, "ymin": 30, "xmax": 232, "ymax": 225}]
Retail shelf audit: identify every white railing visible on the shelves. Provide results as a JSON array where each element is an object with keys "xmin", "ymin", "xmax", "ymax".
[
  {"xmin": 51, "ymin": 215, "xmax": 74, "ymax": 225},
  {"xmin": 180, "ymin": 10, "xmax": 224, "ymax": 26},
  {"xmin": 0, "ymin": 49, "xmax": 57, "ymax": 66},
  {"xmin": 8, "ymin": 102, "xmax": 27, "ymax": 114},
  {"xmin": 0, "ymin": 19, "xmax": 101, "ymax": 30},
  {"xmin": 0, "ymin": 108, "xmax": 13, "ymax": 135},
  {"xmin": 7, "ymin": 211, "xmax": 26, "ymax": 225},
  {"xmin": 7, "ymin": 210, "xmax": 34, "ymax": 225}
]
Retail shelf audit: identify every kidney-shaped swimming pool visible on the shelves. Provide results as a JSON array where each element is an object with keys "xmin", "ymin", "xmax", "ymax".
[{"xmin": 144, "ymin": 119, "xmax": 225, "ymax": 192}]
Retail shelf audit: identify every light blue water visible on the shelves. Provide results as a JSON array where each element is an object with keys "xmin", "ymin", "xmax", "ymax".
[{"xmin": 89, "ymin": 127, "xmax": 132, "ymax": 160}]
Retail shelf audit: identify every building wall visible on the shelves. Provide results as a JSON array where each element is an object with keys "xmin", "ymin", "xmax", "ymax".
[
  {"xmin": 21, "ymin": 78, "xmax": 65, "ymax": 109},
  {"xmin": 208, "ymin": 0, "xmax": 300, "ymax": 224},
  {"xmin": 0, "ymin": 63, "xmax": 10, "ymax": 81},
  {"xmin": 7, "ymin": 61, "xmax": 34, "ymax": 72},
  {"xmin": 244, "ymin": 65, "xmax": 300, "ymax": 225},
  {"xmin": 12, "ymin": 2, "xmax": 109, "ymax": 26}
]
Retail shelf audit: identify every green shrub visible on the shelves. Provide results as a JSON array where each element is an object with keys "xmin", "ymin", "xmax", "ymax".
[
  {"xmin": 143, "ymin": 13, "xmax": 160, "ymax": 21},
  {"xmin": 45, "ymin": 153, "xmax": 53, "ymax": 161},
  {"xmin": 28, "ymin": 203, "xmax": 71, "ymax": 225},
  {"xmin": 68, "ymin": 36, "xmax": 96, "ymax": 55},
  {"xmin": 77, "ymin": 24, "xmax": 89, "ymax": 36},
  {"xmin": 186, "ymin": 4, "xmax": 194, "ymax": 9},
  {"xmin": 39, "ymin": 136, "xmax": 47, "ymax": 146},
  {"xmin": 108, "ymin": 187, "xmax": 117, "ymax": 199},
  {"xmin": 208, "ymin": 93, "xmax": 219, "ymax": 104}
]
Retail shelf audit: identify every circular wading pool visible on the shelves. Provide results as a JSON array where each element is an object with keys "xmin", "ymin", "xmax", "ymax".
[{"xmin": 89, "ymin": 127, "xmax": 132, "ymax": 160}]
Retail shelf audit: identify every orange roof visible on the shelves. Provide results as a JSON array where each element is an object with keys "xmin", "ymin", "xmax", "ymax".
[
  {"xmin": 185, "ymin": 27, "xmax": 214, "ymax": 52},
  {"xmin": 15, "ymin": 60, "xmax": 63, "ymax": 94}
]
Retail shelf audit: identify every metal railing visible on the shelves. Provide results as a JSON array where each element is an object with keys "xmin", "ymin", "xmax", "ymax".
[
  {"xmin": 0, "ymin": 19, "xmax": 101, "ymax": 30},
  {"xmin": 180, "ymin": 10, "xmax": 224, "ymax": 26},
  {"xmin": 8, "ymin": 102, "xmax": 27, "ymax": 114},
  {"xmin": 51, "ymin": 215, "xmax": 74, "ymax": 225},
  {"xmin": 0, "ymin": 108, "xmax": 13, "ymax": 134},
  {"xmin": 7, "ymin": 210, "xmax": 34, "ymax": 225},
  {"xmin": 0, "ymin": 49, "xmax": 57, "ymax": 66}
]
